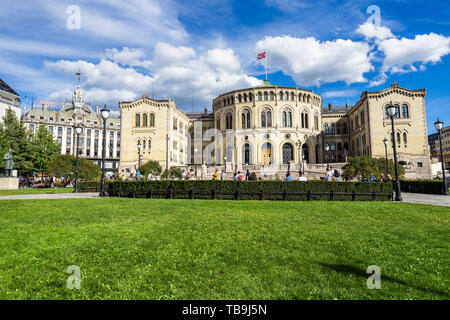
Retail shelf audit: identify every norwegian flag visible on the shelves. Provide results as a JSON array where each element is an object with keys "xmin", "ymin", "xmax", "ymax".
[{"xmin": 257, "ymin": 52, "xmax": 266, "ymax": 60}]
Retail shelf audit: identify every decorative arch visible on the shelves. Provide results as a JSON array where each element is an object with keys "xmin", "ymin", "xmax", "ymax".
[
  {"xmin": 241, "ymin": 108, "xmax": 251, "ymax": 129},
  {"xmin": 261, "ymin": 107, "xmax": 272, "ymax": 128},
  {"xmin": 135, "ymin": 113, "xmax": 141, "ymax": 127},
  {"xmin": 281, "ymin": 106, "xmax": 293, "ymax": 127},
  {"xmin": 261, "ymin": 142, "xmax": 273, "ymax": 165},
  {"xmin": 149, "ymin": 113, "xmax": 155, "ymax": 127},
  {"xmin": 282, "ymin": 142, "xmax": 294, "ymax": 164},
  {"xmin": 301, "ymin": 109, "xmax": 309, "ymax": 129},
  {"xmin": 142, "ymin": 113, "xmax": 148, "ymax": 127}
]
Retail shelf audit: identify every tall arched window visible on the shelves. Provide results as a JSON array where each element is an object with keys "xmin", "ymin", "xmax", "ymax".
[
  {"xmin": 249, "ymin": 93, "xmax": 253, "ymax": 101},
  {"xmin": 264, "ymin": 92, "xmax": 268, "ymax": 100},
  {"xmin": 403, "ymin": 132, "xmax": 407, "ymax": 145},
  {"xmin": 242, "ymin": 109, "xmax": 251, "ymax": 129},
  {"xmin": 270, "ymin": 92, "xmax": 274, "ymax": 100},
  {"xmin": 301, "ymin": 110, "xmax": 309, "ymax": 129},
  {"xmin": 143, "ymin": 140, "xmax": 146, "ymax": 153},
  {"xmin": 238, "ymin": 94, "xmax": 242, "ymax": 103},
  {"xmin": 148, "ymin": 140, "xmax": 152, "ymax": 153},
  {"xmin": 324, "ymin": 123, "xmax": 329, "ymax": 134},
  {"xmin": 291, "ymin": 92, "xmax": 295, "ymax": 101},
  {"xmin": 142, "ymin": 114, "xmax": 148, "ymax": 127},
  {"xmin": 285, "ymin": 92, "xmax": 289, "ymax": 100},
  {"xmin": 261, "ymin": 108, "xmax": 272, "ymax": 127},
  {"xmin": 402, "ymin": 104, "xmax": 409, "ymax": 118},
  {"xmin": 258, "ymin": 92, "xmax": 262, "ymax": 101},
  {"xmin": 397, "ymin": 132, "xmax": 401, "ymax": 145},
  {"xmin": 282, "ymin": 109, "xmax": 292, "ymax": 127},
  {"xmin": 243, "ymin": 93, "xmax": 248, "ymax": 102},
  {"xmin": 149, "ymin": 113, "xmax": 155, "ymax": 127},
  {"xmin": 279, "ymin": 92, "xmax": 283, "ymax": 100},
  {"xmin": 135, "ymin": 114, "xmax": 141, "ymax": 127},
  {"xmin": 330, "ymin": 124, "xmax": 335, "ymax": 134},
  {"xmin": 226, "ymin": 113, "xmax": 233, "ymax": 129}
]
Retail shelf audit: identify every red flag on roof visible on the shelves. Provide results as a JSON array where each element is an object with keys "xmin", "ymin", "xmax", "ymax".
[{"xmin": 257, "ymin": 52, "xmax": 266, "ymax": 60}]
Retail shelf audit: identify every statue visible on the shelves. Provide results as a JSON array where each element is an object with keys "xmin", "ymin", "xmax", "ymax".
[{"xmin": 4, "ymin": 148, "xmax": 14, "ymax": 177}]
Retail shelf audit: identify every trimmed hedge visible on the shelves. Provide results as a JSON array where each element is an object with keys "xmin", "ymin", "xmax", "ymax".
[
  {"xmin": 80, "ymin": 180, "xmax": 393, "ymax": 201},
  {"xmin": 400, "ymin": 180, "xmax": 446, "ymax": 195}
]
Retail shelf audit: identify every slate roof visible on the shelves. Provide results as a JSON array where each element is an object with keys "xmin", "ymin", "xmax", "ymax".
[{"xmin": 0, "ymin": 78, "xmax": 19, "ymax": 96}]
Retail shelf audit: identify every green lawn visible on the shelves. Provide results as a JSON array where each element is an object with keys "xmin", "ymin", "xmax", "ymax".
[
  {"xmin": 0, "ymin": 187, "xmax": 74, "ymax": 196},
  {"xmin": 0, "ymin": 199, "xmax": 448, "ymax": 300}
]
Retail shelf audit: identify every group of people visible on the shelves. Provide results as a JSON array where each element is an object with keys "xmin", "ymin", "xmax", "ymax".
[
  {"xmin": 324, "ymin": 166, "xmax": 341, "ymax": 182},
  {"xmin": 18, "ymin": 176, "xmax": 68, "ymax": 188},
  {"xmin": 366, "ymin": 173, "xmax": 393, "ymax": 182}
]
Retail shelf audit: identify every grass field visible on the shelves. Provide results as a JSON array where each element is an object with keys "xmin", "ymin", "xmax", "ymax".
[
  {"xmin": 0, "ymin": 199, "xmax": 448, "ymax": 300},
  {"xmin": 0, "ymin": 187, "xmax": 74, "ymax": 196}
]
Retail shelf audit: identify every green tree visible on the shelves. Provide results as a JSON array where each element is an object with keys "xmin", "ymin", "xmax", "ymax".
[
  {"xmin": 0, "ymin": 108, "xmax": 34, "ymax": 174},
  {"xmin": 161, "ymin": 167, "xmax": 182, "ymax": 180},
  {"xmin": 342, "ymin": 156, "xmax": 405, "ymax": 181},
  {"xmin": 31, "ymin": 125, "xmax": 60, "ymax": 175},
  {"xmin": 140, "ymin": 160, "xmax": 162, "ymax": 177},
  {"xmin": 46, "ymin": 154, "xmax": 101, "ymax": 181}
]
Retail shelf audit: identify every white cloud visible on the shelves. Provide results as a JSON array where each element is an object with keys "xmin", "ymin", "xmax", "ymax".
[
  {"xmin": 379, "ymin": 33, "xmax": 450, "ymax": 74},
  {"xmin": 256, "ymin": 36, "xmax": 373, "ymax": 86},
  {"xmin": 44, "ymin": 44, "xmax": 262, "ymax": 109},
  {"xmin": 356, "ymin": 22, "xmax": 394, "ymax": 41}
]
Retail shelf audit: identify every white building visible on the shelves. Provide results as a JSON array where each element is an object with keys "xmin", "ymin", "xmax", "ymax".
[{"xmin": 0, "ymin": 78, "xmax": 21, "ymax": 124}]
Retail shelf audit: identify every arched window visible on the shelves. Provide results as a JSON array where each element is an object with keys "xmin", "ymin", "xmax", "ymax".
[
  {"xmin": 142, "ymin": 114, "xmax": 148, "ymax": 127},
  {"xmin": 270, "ymin": 92, "xmax": 274, "ymax": 100},
  {"xmin": 402, "ymin": 104, "xmax": 409, "ymax": 118},
  {"xmin": 238, "ymin": 94, "xmax": 242, "ymax": 103},
  {"xmin": 279, "ymin": 92, "xmax": 283, "ymax": 100},
  {"xmin": 324, "ymin": 123, "xmax": 329, "ymax": 134},
  {"xmin": 291, "ymin": 92, "xmax": 295, "ymax": 101},
  {"xmin": 285, "ymin": 92, "xmax": 289, "ymax": 100},
  {"xmin": 403, "ymin": 132, "xmax": 407, "ymax": 145},
  {"xmin": 282, "ymin": 109, "xmax": 292, "ymax": 127},
  {"xmin": 331, "ymin": 142, "xmax": 336, "ymax": 151},
  {"xmin": 397, "ymin": 132, "xmax": 401, "ymax": 145},
  {"xmin": 258, "ymin": 92, "xmax": 262, "ymax": 101},
  {"xmin": 337, "ymin": 124, "xmax": 341, "ymax": 134},
  {"xmin": 216, "ymin": 115, "xmax": 221, "ymax": 130},
  {"xmin": 261, "ymin": 108, "xmax": 272, "ymax": 127},
  {"xmin": 149, "ymin": 113, "xmax": 155, "ymax": 127},
  {"xmin": 242, "ymin": 109, "xmax": 251, "ymax": 129},
  {"xmin": 330, "ymin": 124, "xmax": 335, "ymax": 134},
  {"xmin": 243, "ymin": 93, "xmax": 248, "ymax": 102},
  {"xmin": 148, "ymin": 140, "xmax": 152, "ymax": 152},
  {"xmin": 343, "ymin": 123, "xmax": 348, "ymax": 134},
  {"xmin": 226, "ymin": 113, "xmax": 233, "ymax": 129},
  {"xmin": 249, "ymin": 93, "xmax": 253, "ymax": 102},
  {"xmin": 135, "ymin": 114, "xmax": 141, "ymax": 127},
  {"xmin": 301, "ymin": 110, "xmax": 309, "ymax": 129},
  {"xmin": 143, "ymin": 140, "xmax": 146, "ymax": 153},
  {"xmin": 264, "ymin": 92, "xmax": 268, "ymax": 100}
]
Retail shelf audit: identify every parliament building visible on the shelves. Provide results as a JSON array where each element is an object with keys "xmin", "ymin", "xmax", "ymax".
[{"xmin": 118, "ymin": 81, "xmax": 433, "ymax": 179}]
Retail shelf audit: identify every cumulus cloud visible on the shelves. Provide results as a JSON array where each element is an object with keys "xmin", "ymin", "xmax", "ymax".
[
  {"xmin": 256, "ymin": 36, "xmax": 373, "ymax": 86},
  {"xmin": 356, "ymin": 22, "xmax": 394, "ymax": 41},
  {"xmin": 45, "ymin": 44, "xmax": 261, "ymax": 109},
  {"xmin": 379, "ymin": 33, "xmax": 450, "ymax": 74}
]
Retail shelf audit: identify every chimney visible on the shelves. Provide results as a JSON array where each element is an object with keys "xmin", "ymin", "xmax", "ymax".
[
  {"xmin": 204, "ymin": 108, "xmax": 208, "ymax": 115},
  {"xmin": 328, "ymin": 103, "xmax": 332, "ymax": 111}
]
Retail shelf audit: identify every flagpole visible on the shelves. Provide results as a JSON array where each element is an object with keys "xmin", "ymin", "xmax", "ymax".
[{"xmin": 265, "ymin": 50, "xmax": 268, "ymax": 82}]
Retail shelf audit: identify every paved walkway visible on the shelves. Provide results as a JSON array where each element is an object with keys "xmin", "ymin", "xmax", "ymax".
[
  {"xmin": 0, "ymin": 192, "xmax": 449, "ymax": 207},
  {"xmin": 0, "ymin": 193, "xmax": 99, "ymax": 200},
  {"xmin": 401, "ymin": 192, "xmax": 450, "ymax": 207}
]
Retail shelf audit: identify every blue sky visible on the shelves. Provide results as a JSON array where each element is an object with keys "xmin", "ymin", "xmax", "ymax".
[{"xmin": 0, "ymin": 0, "xmax": 449, "ymax": 134}]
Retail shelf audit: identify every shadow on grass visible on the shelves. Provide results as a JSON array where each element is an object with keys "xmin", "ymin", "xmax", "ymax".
[{"xmin": 319, "ymin": 263, "xmax": 449, "ymax": 298}]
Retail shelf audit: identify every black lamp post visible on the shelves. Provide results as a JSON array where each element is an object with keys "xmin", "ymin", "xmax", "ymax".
[
  {"xmin": 99, "ymin": 105, "xmax": 110, "ymax": 197},
  {"xmin": 137, "ymin": 140, "xmax": 142, "ymax": 172},
  {"xmin": 383, "ymin": 138, "xmax": 389, "ymax": 175},
  {"xmin": 73, "ymin": 125, "xmax": 83, "ymax": 193},
  {"xmin": 386, "ymin": 102, "xmax": 402, "ymax": 201},
  {"xmin": 434, "ymin": 118, "xmax": 448, "ymax": 195}
]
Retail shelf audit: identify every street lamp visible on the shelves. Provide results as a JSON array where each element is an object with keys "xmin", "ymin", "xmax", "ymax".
[
  {"xmin": 73, "ymin": 125, "xmax": 83, "ymax": 193},
  {"xmin": 434, "ymin": 118, "xmax": 448, "ymax": 195},
  {"xmin": 325, "ymin": 144, "xmax": 330, "ymax": 169},
  {"xmin": 386, "ymin": 102, "xmax": 402, "ymax": 201},
  {"xmin": 99, "ymin": 105, "xmax": 110, "ymax": 197},
  {"xmin": 137, "ymin": 140, "xmax": 142, "ymax": 173},
  {"xmin": 383, "ymin": 138, "xmax": 389, "ymax": 175}
]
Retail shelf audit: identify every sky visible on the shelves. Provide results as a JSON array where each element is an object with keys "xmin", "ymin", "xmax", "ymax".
[{"xmin": 0, "ymin": 0, "xmax": 449, "ymax": 134}]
